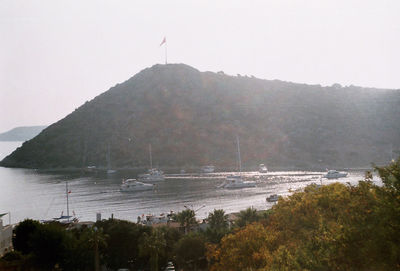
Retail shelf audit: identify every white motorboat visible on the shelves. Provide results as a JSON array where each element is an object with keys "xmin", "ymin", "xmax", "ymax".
[
  {"xmin": 266, "ymin": 194, "xmax": 279, "ymax": 202},
  {"xmin": 120, "ymin": 179, "xmax": 154, "ymax": 191},
  {"xmin": 219, "ymin": 175, "xmax": 256, "ymax": 189},
  {"xmin": 138, "ymin": 144, "xmax": 165, "ymax": 181},
  {"xmin": 323, "ymin": 170, "xmax": 348, "ymax": 179},
  {"xmin": 259, "ymin": 164, "xmax": 268, "ymax": 173},
  {"xmin": 218, "ymin": 135, "xmax": 256, "ymax": 189},
  {"xmin": 201, "ymin": 165, "xmax": 215, "ymax": 173},
  {"xmin": 138, "ymin": 168, "xmax": 165, "ymax": 182}
]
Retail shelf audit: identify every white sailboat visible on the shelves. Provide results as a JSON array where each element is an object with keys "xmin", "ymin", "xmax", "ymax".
[
  {"xmin": 219, "ymin": 136, "xmax": 256, "ymax": 189},
  {"xmin": 106, "ymin": 143, "xmax": 116, "ymax": 174},
  {"xmin": 43, "ymin": 182, "xmax": 78, "ymax": 224},
  {"xmin": 138, "ymin": 144, "xmax": 165, "ymax": 182}
]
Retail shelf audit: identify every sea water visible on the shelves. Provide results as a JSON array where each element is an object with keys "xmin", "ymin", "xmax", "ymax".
[{"xmin": 0, "ymin": 141, "xmax": 380, "ymax": 224}]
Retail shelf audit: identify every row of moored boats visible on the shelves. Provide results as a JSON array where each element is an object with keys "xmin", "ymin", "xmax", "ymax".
[{"xmin": 120, "ymin": 138, "xmax": 348, "ymax": 192}]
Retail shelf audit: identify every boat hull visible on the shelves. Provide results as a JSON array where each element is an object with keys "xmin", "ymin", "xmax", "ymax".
[
  {"xmin": 323, "ymin": 172, "xmax": 348, "ymax": 179},
  {"xmin": 220, "ymin": 176, "xmax": 256, "ymax": 189},
  {"xmin": 266, "ymin": 194, "xmax": 279, "ymax": 202},
  {"xmin": 120, "ymin": 185, "xmax": 153, "ymax": 192},
  {"xmin": 120, "ymin": 180, "xmax": 154, "ymax": 191},
  {"xmin": 223, "ymin": 182, "xmax": 256, "ymax": 189},
  {"xmin": 138, "ymin": 175, "xmax": 165, "ymax": 182}
]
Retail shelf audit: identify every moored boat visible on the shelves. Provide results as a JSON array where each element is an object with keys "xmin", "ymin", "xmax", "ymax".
[
  {"xmin": 259, "ymin": 164, "xmax": 268, "ymax": 173},
  {"xmin": 201, "ymin": 165, "xmax": 215, "ymax": 173},
  {"xmin": 323, "ymin": 170, "xmax": 348, "ymax": 179},
  {"xmin": 218, "ymin": 135, "xmax": 256, "ymax": 189},
  {"xmin": 266, "ymin": 194, "xmax": 279, "ymax": 202},
  {"xmin": 42, "ymin": 182, "xmax": 78, "ymax": 225},
  {"xmin": 138, "ymin": 168, "xmax": 165, "ymax": 182},
  {"xmin": 138, "ymin": 144, "xmax": 165, "ymax": 181},
  {"xmin": 219, "ymin": 175, "xmax": 256, "ymax": 189},
  {"xmin": 120, "ymin": 179, "xmax": 155, "ymax": 191}
]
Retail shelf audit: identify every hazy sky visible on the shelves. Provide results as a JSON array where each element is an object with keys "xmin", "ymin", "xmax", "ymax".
[{"xmin": 1, "ymin": 0, "xmax": 399, "ymax": 132}]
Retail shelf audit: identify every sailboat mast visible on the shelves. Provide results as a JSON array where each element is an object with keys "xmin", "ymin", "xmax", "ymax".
[
  {"xmin": 236, "ymin": 135, "xmax": 242, "ymax": 174},
  {"xmin": 66, "ymin": 182, "xmax": 70, "ymax": 222},
  {"xmin": 391, "ymin": 143, "xmax": 394, "ymax": 162},
  {"xmin": 149, "ymin": 144, "xmax": 153, "ymax": 169},
  {"xmin": 106, "ymin": 143, "xmax": 110, "ymax": 170}
]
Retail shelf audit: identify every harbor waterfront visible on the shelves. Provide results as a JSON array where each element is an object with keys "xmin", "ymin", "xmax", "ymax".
[{"xmin": 0, "ymin": 142, "xmax": 382, "ymax": 224}]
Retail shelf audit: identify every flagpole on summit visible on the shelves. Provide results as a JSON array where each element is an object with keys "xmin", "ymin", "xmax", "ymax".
[
  {"xmin": 160, "ymin": 37, "xmax": 167, "ymax": 64},
  {"xmin": 165, "ymin": 40, "xmax": 168, "ymax": 64}
]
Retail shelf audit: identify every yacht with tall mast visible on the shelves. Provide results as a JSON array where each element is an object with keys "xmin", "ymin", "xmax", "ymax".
[
  {"xmin": 106, "ymin": 143, "xmax": 116, "ymax": 174},
  {"xmin": 43, "ymin": 182, "xmax": 78, "ymax": 224},
  {"xmin": 218, "ymin": 136, "xmax": 256, "ymax": 189},
  {"xmin": 138, "ymin": 144, "xmax": 165, "ymax": 182}
]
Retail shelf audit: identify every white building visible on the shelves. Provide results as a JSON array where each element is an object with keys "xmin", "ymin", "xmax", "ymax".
[{"xmin": 0, "ymin": 213, "xmax": 12, "ymax": 256}]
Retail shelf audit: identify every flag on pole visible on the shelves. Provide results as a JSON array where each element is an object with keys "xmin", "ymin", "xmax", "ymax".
[{"xmin": 160, "ymin": 37, "xmax": 166, "ymax": 46}]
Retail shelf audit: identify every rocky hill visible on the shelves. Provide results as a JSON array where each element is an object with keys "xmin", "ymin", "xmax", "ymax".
[
  {"xmin": 0, "ymin": 126, "xmax": 47, "ymax": 142},
  {"xmin": 1, "ymin": 64, "xmax": 399, "ymax": 170}
]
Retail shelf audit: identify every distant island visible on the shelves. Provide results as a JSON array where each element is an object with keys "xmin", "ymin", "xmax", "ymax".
[
  {"xmin": 1, "ymin": 64, "xmax": 399, "ymax": 169},
  {"xmin": 0, "ymin": 126, "xmax": 47, "ymax": 142}
]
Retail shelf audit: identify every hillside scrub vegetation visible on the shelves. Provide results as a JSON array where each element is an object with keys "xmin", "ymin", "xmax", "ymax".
[{"xmin": 1, "ymin": 64, "xmax": 399, "ymax": 169}]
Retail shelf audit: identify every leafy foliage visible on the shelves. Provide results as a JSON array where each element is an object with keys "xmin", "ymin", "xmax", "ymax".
[
  {"xmin": 29, "ymin": 222, "xmax": 74, "ymax": 270},
  {"xmin": 235, "ymin": 207, "xmax": 261, "ymax": 228},
  {"xmin": 205, "ymin": 209, "xmax": 230, "ymax": 243},
  {"xmin": 209, "ymin": 160, "xmax": 400, "ymax": 270},
  {"xmin": 174, "ymin": 233, "xmax": 208, "ymax": 271},
  {"xmin": 12, "ymin": 219, "xmax": 41, "ymax": 254},
  {"xmin": 96, "ymin": 219, "xmax": 151, "ymax": 270},
  {"xmin": 140, "ymin": 229, "xmax": 167, "ymax": 271},
  {"xmin": 207, "ymin": 223, "xmax": 269, "ymax": 271},
  {"xmin": 175, "ymin": 209, "xmax": 197, "ymax": 234}
]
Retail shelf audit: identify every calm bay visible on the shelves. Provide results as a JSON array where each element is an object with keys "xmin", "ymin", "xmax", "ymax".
[{"xmin": 0, "ymin": 141, "xmax": 380, "ymax": 224}]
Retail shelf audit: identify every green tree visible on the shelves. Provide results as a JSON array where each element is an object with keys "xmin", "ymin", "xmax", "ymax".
[
  {"xmin": 175, "ymin": 209, "xmax": 197, "ymax": 234},
  {"xmin": 29, "ymin": 222, "xmax": 74, "ymax": 270},
  {"xmin": 235, "ymin": 207, "xmax": 259, "ymax": 228},
  {"xmin": 140, "ymin": 228, "xmax": 167, "ymax": 271},
  {"xmin": 65, "ymin": 227, "xmax": 97, "ymax": 271},
  {"xmin": 157, "ymin": 226, "xmax": 182, "ymax": 267},
  {"xmin": 207, "ymin": 223, "xmax": 269, "ymax": 271},
  {"xmin": 97, "ymin": 219, "xmax": 151, "ymax": 270},
  {"xmin": 205, "ymin": 209, "xmax": 229, "ymax": 243},
  {"xmin": 174, "ymin": 233, "xmax": 207, "ymax": 271},
  {"xmin": 208, "ymin": 209, "xmax": 229, "ymax": 229},
  {"xmin": 12, "ymin": 219, "xmax": 41, "ymax": 254},
  {"xmin": 209, "ymin": 161, "xmax": 400, "ymax": 270},
  {"xmin": 375, "ymin": 158, "xmax": 400, "ymax": 193}
]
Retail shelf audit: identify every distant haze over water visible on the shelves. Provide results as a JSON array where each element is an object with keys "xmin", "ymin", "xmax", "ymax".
[{"xmin": 0, "ymin": 141, "xmax": 22, "ymax": 160}]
